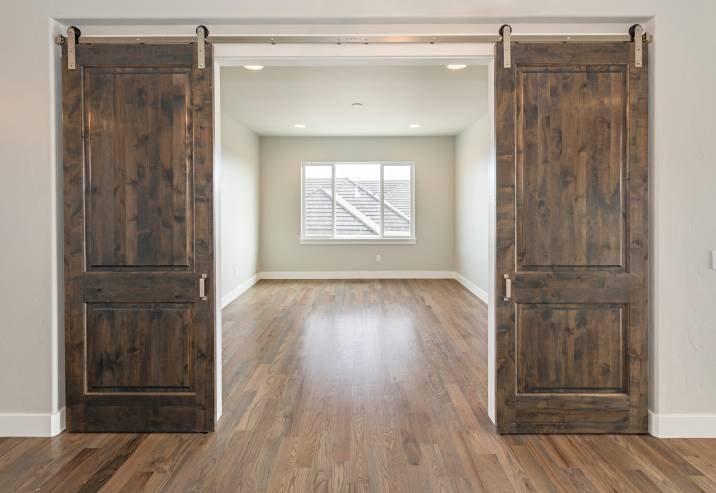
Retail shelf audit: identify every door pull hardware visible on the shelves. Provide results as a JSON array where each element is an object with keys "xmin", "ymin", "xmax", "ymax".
[
  {"xmin": 199, "ymin": 273, "xmax": 208, "ymax": 301},
  {"xmin": 503, "ymin": 273, "xmax": 512, "ymax": 302},
  {"xmin": 500, "ymin": 25, "xmax": 512, "ymax": 68},
  {"xmin": 196, "ymin": 25, "xmax": 208, "ymax": 69}
]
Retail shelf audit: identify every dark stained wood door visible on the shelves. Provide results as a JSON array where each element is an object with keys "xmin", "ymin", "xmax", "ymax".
[
  {"xmin": 495, "ymin": 42, "xmax": 648, "ymax": 433},
  {"xmin": 62, "ymin": 43, "xmax": 215, "ymax": 432}
]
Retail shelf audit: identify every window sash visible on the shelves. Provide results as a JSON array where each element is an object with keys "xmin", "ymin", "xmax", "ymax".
[
  {"xmin": 382, "ymin": 163, "xmax": 415, "ymax": 238},
  {"xmin": 301, "ymin": 162, "xmax": 414, "ymax": 241}
]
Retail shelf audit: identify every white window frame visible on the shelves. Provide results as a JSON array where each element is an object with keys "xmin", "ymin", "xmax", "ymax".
[{"xmin": 300, "ymin": 161, "xmax": 416, "ymax": 244}]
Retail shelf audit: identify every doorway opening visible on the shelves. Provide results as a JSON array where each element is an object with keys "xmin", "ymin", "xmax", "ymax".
[{"xmin": 213, "ymin": 46, "xmax": 498, "ymax": 425}]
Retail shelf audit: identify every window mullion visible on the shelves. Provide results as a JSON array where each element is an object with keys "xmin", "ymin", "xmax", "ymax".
[
  {"xmin": 412, "ymin": 164, "xmax": 415, "ymax": 239},
  {"xmin": 332, "ymin": 163, "xmax": 336, "ymax": 238},
  {"xmin": 301, "ymin": 164, "xmax": 304, "ymax": 238},
  {"xmin": 380, "ymin": 164, "xmax": 384, "ymax": 238}
]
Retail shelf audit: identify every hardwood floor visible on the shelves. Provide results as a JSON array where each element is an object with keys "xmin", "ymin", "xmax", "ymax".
[{"xmin": 1, "ymin": 279, "xmax": 715, "ymax": 492}]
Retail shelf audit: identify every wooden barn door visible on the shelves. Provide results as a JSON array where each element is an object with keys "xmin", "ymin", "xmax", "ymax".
[
  {"xmin": 495, "ymin": 41, "xmax": 648, "ymax": 433},
  {"xmin": 62, "ymin": 43, "xmax": 215, "ymax": 432}
]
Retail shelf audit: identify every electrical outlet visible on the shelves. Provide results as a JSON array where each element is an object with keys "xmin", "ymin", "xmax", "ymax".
[
  {"xmin": 376, "ymin": 254, "xmax": 382, "ymax": 262},
  {"xmin": 234, "ymin": 268, "xmax": 239, "ymax": 279}
]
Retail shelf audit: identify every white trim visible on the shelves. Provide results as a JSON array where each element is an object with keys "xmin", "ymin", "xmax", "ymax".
[
  {"xmin": 0, "ymin": 408, "xmax": 65, "ymax": 437},
  {"xmin": 300, "ymin": 238, "xmax": 416, "ymax": 245},
  {"xmin": 259, "ymin": 270, "xmax": 454, "ymax": 280},
  {"xmin": 214, "ymin": 43, "xmax": 495, "ymax": 64},
  {"xmin": 49, "ymin": 19, "xmax": 65, "ymax": 430},
  {"xmin": 221, "ymin": 274, "xmax": 260, "ymax": 308},
  {"xmin": 212, "ymin": 57, "xmax": 223, "ymax": 424},
  {"xmin": 454, "ymin": 272, "xmax": 488, "ymax": 304},
  {"xmin": 486, "ymin": 57, "xmax": 497, "ymax": 425},
  {"xmin": 649, "ymin": 411, "xmax": 716, "ymax": 438}
]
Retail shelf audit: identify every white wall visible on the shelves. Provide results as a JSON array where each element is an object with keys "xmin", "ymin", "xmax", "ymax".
[
  {"xmin": 220, "ymin": 114, "xmax": 260, "ymax": 306},
  {"xmin": 1, "ymin": 0, "xmax": 715, "ymax": 437},
  {"xmin": 455, "ymin": 115, "xmax": 490, "ymax": 301},
  {"xmin": 260, "ymin": 136, "xmax": 454, "ymax": 273},
  {"xmin": 647, "ymin": 5, "xmax": 716, "ymax": 436}
]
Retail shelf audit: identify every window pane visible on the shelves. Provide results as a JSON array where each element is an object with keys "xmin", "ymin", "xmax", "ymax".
[
  {"xmin": 335, "ymin": 164, "xmax": 381, "ymax": 237},
  {"xmin": 303, "ymin": 165, "xmax": 333, "ymax": 236},
  {"xmin": 383, "ymin": 165, "xmax": 412, "ymax": 236}
]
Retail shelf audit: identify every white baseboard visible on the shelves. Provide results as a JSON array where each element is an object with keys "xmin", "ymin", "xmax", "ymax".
[
  {"xmin": 454, "ymin": 272, "xmax": 489, "ymax": 303},
  {"xmin": 649, "ymin": 410, "xmax": 716, "ymax": 438},
  {"xmin": 258, "ymin": 270, "xmax": 455, "ymax": 280},
  {"xmin": 0, "ymin": 408, "xmax": 65, "ymax": 437},
  {"xmin": 221, "ymin": 274, "xmax": 259, "ymax": 308}
]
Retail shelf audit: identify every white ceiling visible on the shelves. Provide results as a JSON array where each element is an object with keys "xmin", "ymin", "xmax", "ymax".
[{"xmin": 221, "ymin": 64, "xmax": 488, "ymax": 136}]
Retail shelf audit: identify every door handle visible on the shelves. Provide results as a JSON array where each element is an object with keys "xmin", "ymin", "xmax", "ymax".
[
  {"xmin": 503, "ymin": 273, "xmax": 512, "ymax": 301},
  {"xmin": 199, "ymin": 273, "xmax": 208, "ymax": 301}
]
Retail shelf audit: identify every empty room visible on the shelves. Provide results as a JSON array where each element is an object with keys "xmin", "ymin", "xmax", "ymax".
[
  {"xmin": 215, "ymin": 62, "xmax": 492, "ymax": 489},
  {"xmin": 1, "ymin": 3, "xmax": 716, "ymax": 492}
]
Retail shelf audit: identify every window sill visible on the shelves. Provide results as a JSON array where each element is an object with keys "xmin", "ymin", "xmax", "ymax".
[{"xmin": 300, "ymin": 237, "xmax": 416, "ymax": 245}]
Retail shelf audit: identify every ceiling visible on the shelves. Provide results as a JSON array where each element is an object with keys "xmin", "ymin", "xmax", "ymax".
[{"xmin": 221, "ymin": 64, "xmax": 488, "ymax": 136}]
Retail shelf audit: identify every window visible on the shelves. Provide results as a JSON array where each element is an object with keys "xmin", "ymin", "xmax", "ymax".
[{"xmin": 301, "ymin": 162, "xmax": 415, "ymax": 243}]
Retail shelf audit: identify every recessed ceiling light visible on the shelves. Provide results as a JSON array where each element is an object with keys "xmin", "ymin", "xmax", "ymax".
[
  {"xmin": 294, "ymin": 124, "xmax": 306, "ymax": 129},
  {"xmin": 446, "ymin": 64, "xmax": 467, "ymax": 70},
  {"xmin": 409, "ymin": 124, "xmax": 421, "ymax": 128},
  {"xmin": 244, "ymin": 65, "xmax": 264, "ymax": 71}
]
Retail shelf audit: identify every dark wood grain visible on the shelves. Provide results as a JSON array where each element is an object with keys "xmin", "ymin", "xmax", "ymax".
[
  {"xmin": 496, "ymin": 42, "xmax": 649, "ymax": 433},
  {"xmin": 517, "ymin": 304, "xmax": 625, "ymax": 393},
  {"xmin": 86, "ymin": 304, "xmax": 192, "ymax": 392},
  {"xmin": 84, "ymin": 67, "xmax": 193, "ymax": 269},
  {"xmin": 516, "ymin": 64, "xmax": 626, "ymax": 270},
  {"xmin": 62, "ymin": 43, "xmax": 214, "ymax": 432},
  {"xmin": 0, "ymin": 280, "xmax": 713, "ymax": 492}
]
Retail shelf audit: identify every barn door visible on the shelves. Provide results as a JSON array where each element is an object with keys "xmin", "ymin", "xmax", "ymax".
[
  {"xmin": 62, "ymin": 43, "xmax": 215, "ymax": 432},
  {"xmin": 495, "ymin": 41, "xmax": 648, "ymax": 433}
]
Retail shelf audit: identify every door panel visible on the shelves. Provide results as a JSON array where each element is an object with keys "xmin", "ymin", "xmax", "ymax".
[
  {"xmin": 86, "ymin": 303, "xmax": 193, "ymax": 392},
  {"xmin": 63, "ymin": 44, "xmax": 214, "ymax": 432},
  {"xmin": 496, "ymin": 42, "xmax": 648, "ymax": 433},
  {"xmin": 516, "ymin": 303, "xmax": 625, "ymax": 393},
  {"xmin": 85, "ymin": 68, "xmax": 193, "ymax": 269},
  {"xmin": 517, "ymin": 65, "xmax": 626, "ymax": 270}
]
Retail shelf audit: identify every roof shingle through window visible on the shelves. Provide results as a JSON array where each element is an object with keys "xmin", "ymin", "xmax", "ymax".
[{"xmin": 304, "ymin": 177, "xmax": 411, "ymax": 236}]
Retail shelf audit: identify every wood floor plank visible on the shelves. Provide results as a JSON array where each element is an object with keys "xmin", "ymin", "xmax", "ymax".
[{"xmin": 1, "ymin": 279, "xmax": 715, "ymax": 492}]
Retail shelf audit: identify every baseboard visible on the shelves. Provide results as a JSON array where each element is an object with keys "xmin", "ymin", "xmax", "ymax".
[
  {"xmin": 258, "ymin": 270, "xmax": 455, "ymax": 280},
  {"xmin": 649, "ymin": 410, "xmax": 716, "ymax": 438},
  {"xmin": 221, "ymin": 274, "xmax": 259, "ymax": 308},
  {"xmin": 0, "ymin": 408, "xmax": 65, "ymax": 437},
  {"xmin": 454, "ymin": 272, "xmax": 489, "ymax": 303}
]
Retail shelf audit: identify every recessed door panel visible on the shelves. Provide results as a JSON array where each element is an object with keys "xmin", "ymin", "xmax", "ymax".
[
  {"xmin": 516, "ymin": 66, "xmax": 626, "ymax": 270},
  {"xmin": 516, "ymin": 303, "xmax": 625, "ymax": 393},
  {"xmin": 86, "ymin": 303, "xmax": 193, "ymax": 392},
  {"xmin": 84, "ymin": 68, "xmax": 193, "ymax": 269}
]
